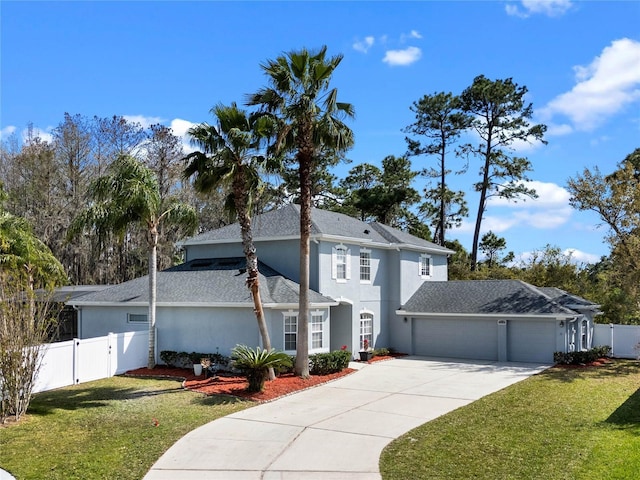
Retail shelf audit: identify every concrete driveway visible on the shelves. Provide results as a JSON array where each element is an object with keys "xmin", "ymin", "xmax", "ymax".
[{"xmin": 144, "ymin": 356, "xmax": 549, "ymax": 480}]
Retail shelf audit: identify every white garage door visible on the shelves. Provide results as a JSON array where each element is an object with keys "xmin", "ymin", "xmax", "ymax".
[
  {"xmin": 507, "ymin": 320, "xmax": 556, "ymax": 363},
  {"xmin": 412, "ymin": 317, "xmax": 498, "ymax": 361}
]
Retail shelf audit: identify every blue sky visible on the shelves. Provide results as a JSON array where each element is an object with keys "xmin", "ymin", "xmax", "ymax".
[{"xmin": 2, "ymin": 1, "xmax": 639, "ymax": 265}]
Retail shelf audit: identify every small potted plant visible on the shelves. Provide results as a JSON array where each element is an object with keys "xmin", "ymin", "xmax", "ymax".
[
  {"xmin": 190, "ymin": 352, "xmax": 203, "ymax": 376},
  {"xmin": 359, "ymin": 339, "xmax": 373, "ymax": 362}
]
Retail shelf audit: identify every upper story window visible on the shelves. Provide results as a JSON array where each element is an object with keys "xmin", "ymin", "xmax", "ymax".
[
  {"xmin": 360, "ymin": 249, "xmax": 371, "ymax": 282},
  {"xmin": 419, "ymin": 254, "xmax": 431, "ymax": 278},
  {"xmin": 332, "ymin": 244, "xmax": 351, "ymax": 282}
]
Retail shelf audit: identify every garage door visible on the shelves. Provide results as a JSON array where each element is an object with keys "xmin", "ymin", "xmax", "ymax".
[
  {"xmin": 412, "ymin": 317, "xmax": 498, "ymax": 360},
  {"xmin": 507, "ymin": 320, "xmax": 556, "ymax": 363}
]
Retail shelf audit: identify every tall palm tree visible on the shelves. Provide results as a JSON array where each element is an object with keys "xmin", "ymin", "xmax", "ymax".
[
  {"xmin": 247, "ymin": 46, "xmax": 354, "ymax": 377},
  {"xmin": 70, "ymin": 155, "xmax": 197, "ymax": 368},
  {"xmin": 183, "ymin": 102, "xmax": 278, "ymax": 380}
]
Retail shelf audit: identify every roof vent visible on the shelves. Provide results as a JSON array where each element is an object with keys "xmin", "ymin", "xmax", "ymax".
[{"xmin": 364, "ymin": 229, "xmax": 370, "ymax": 234}]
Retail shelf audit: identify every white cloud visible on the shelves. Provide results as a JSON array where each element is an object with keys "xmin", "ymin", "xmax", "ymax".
[
  {"xmin": 545, "ymin": 123, "xmax": 573, "ymax": 136},
  {"xmin": 488, "ymin": 181, "xmax": 571, "ymax": 208},
  {"xmin": 562, "ymin": 248, "xmax": 601, "ymax": 264},
  {"xmin": 0, "ymin": 125, "xmax": 16, "ymax": 139},
  {"xmin": 506, "ymin": 0, "xmax": 573, "ymax": 18},
  {"xmin": 23, "ymin": 126, "xmax": 53, "ymax": 144},
  {"xmin": 538, "ymin": 38, "xmax": 640, "ymax": 132},
  {"xmin": 353, "ymin": 36, "xmax": 375, "ymax": 53},
  {"xmin": 170, "ymin": 118, "xmax": 198, "ymax": 154},
  {"xmin": 400, "ymin": 30, "xmax": 422, "ymax": 42},
  {"xmin": 123, "ymin": 114, "xmax": 163, "ymax": 129},
  {"xmin": 383, "ymin": 46, "xmax": 422, "ymax": 66}
]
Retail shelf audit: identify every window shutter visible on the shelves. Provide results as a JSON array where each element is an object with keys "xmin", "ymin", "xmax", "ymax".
[
  {"xmin": 346, "ymin": 248, "xmax": 351, "ymax": 279},
  {"xmin": 331, "ymin": 246, "xmax": 337, "ymax": 279}
]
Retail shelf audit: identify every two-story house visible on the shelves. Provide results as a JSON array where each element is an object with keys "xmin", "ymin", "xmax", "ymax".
[{"xmin": 69, "ymin": 205, "xmax": 599, "ymax": 363}]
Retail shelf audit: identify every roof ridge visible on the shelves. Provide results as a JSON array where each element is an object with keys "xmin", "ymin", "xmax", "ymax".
[{"xmin": 518, "ymin": 280, "xmax": 576, "ymax": 314}]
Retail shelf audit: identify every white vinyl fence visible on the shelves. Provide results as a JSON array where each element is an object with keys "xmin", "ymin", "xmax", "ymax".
[
  {"xmin": 33, "ymin": 331, "xmax": 149, "ymax": 393},
  {"xmin": 593, "ymin": 324, "xmax": 640, "ymax": 359}
]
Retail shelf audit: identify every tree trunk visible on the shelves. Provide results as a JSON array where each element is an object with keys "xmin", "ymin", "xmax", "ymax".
[
  {"xmin": 471, "ymin": 140, "xmax": 493, "ymax": 271},
  {"xmin": 147, "ymin": 227, "xmax": 158, "ymax": 369},
  {"xmin": 439, "ymin": 143, "xmax": 446, "ymax": 246},
  {"xmin": 234, "ymin": 174, "xmax": 275, "ymax": 381},
  {"xmin": 295, "ymin": 139, "xmax": 312, "ymax": 379}
]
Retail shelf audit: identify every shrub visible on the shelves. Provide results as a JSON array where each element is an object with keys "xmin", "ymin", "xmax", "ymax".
[
  {"xmin": 159, "ymin": 350, "xmax": 179, "ymax": 367},
  {"xmin": 554, "ymin": 346, "xmax": 612, "ymax": 365},
  {"xmin": 160, "ymin": 351, "xmax": 231, "ymax": 369},
  {"xmin": 231, "ymin": 345, "xmax": 293, "ymax": 392},
  {"xmin": 309, "ymin": 350, "xmax": 352, "ymax": 375},
  {"xmin": 373, "ymin": 347, "xmax": 390, "ymax": 357}
]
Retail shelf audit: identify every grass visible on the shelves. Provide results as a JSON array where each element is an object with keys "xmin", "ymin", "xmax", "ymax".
[
  {"xmin": 0, "ymin": 375, "xmax": 250, "ymax": 479},
  {"xmin": 380, "ymin": 359, "xmax": 640, "ymax": 480}
]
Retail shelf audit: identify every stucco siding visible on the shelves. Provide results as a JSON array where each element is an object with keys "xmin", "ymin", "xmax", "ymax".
[
  {"xmin": 156, "ymin": 307, "xmax": 260, "ymax": 357},
  {"xmin": 79, "ymin": 306, "xmax": 148, "ymax": 338}
]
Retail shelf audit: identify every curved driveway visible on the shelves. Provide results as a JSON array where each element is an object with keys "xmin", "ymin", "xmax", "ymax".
[{"xmin": 144, "ymin": 356, "xmax": 548, "ymax": 480}]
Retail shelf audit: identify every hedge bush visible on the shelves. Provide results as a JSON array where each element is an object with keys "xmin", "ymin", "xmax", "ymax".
[
  {"xmin": 159, "ymin": 350, "xmax": 230, "ymax": 369},
  {"xmin": 309, "ymin": 350, "xmax": 352, "ymax": 375},
  {"xmin": 553, "ymin": 345, "xmax": 612, "ymax": 365}
]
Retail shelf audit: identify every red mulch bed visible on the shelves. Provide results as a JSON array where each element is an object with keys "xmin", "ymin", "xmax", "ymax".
[
  {"xmin": 554, "ymin": 357, "xmax": 614, "ymax": 369},
  {"xmin": 365, "ymin": 353, "xmax": 408, "ymax": 363},
  {"xmin": 125, "ymin": 354, "xmax": 407, "ymax": 402},
  {"xmin": 125, "ymin": 366, "xmax": 356, "ymax": 402}
]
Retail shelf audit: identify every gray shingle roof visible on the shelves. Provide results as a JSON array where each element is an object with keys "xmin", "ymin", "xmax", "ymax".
[
  {"xmin": 181, "ymin": 204, "xmax": 453, "ymax": 254},
  {"xmin": 401, "ymin": 280, "xmax": 583, "ymax": 316},
  {"xmin": 69, "ymin": 258, "xmax": 336, "ymax": 307},
  {"xmin": 538, "ymin": 287, "xmax": 600, "ymax": 310}
]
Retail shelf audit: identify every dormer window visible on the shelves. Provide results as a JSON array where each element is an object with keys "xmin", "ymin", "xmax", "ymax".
[
  {"xmin": 420, "ymin": 254, "xmax": 431, "ymax": 278},
  {"xmin": 332, "ymin": 244, "xmax": 351, "ymax": 282}
]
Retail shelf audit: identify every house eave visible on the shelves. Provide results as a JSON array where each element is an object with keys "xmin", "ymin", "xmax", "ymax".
[{"xmin": 395, "ymin": 310, "xmax": 577, "ymax": 320}]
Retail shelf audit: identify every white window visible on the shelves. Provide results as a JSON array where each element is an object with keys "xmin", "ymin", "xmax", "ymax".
[
  {"xmin": 284, "ymin": 313, "xmax": 297, "ymax": 351},
  {"xmin": 419, "ymin": 254, "xmax": 431, "ymax": 278},
  {"xmin": 128, "ymin": 313, "xmax": 148, "ymax": 323},
  {"xmin": 360, "ymin": 249, "xmax": 371, "ymax": 282},
  {"xmin": 332, "ymin": 244, "xmax": 351, "ymax": 282},
  {"xmin": 360, "ymin": 312, "xmax": 373, "ymax": 350},
  {"xmin": 311, "ymin": 312, "xmax": 324, "ymax": 349}
]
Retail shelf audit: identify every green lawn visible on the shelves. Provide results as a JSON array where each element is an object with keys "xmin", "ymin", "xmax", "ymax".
[
  {"xmin": 0, "ymin": 376, "xmax": 250, "ymax": 480},
  {"xmin": 380, "ymin": 359, "xmax": 640, "ymax": 480}
]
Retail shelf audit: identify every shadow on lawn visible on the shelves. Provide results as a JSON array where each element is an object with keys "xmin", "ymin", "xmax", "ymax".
[
  {"xmin": 606, "ymin": 386, "xmax": 640, "ymax": 433},
  {"xmin": 29, "ymin": 377, "xmax": 240, "ymax": 416},
  {"xmin": 542, "ymin": 358, "xmax": 640, "ymax": 383}
]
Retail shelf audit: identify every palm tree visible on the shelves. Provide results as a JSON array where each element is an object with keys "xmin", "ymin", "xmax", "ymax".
[
  {"xmin": 70, "ymin": 155, "xmax": 197, "ymax": 368},
  {"xmin": 183, "ymin": 102, "xmax": 278, "ymax": 380},
  {"xmin": 247, "ymin": 46, "xmax": 354, "ymax": 377}
]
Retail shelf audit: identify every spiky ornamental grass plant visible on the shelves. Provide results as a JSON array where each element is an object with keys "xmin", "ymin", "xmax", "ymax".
[{"xmin": 231, "ymin": 345, "xmax": 292, "ymax": 392}]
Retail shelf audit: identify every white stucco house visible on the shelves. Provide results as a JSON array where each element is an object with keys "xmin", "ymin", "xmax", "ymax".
[{"xmin": 68, "ymin": 205, "xmax": 600, "ymax": 363}]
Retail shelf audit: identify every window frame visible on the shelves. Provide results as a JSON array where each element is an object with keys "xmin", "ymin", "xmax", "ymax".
[
  {"xmin": 419, "ymin": 253, "xmax": 431, "ymax": 278},
  {"xmin": 283, "ymin": 312, "xmax": 298, "ymax": 352},
  {"xmin": 360, "ymin": 248, "xmax": 371, "ymax": 283},
  {"xmin": 359, "ymin": 311, "xmax": 373, "ymax": 350},
  {"xmin": 310, "ymin": 311, "xmax": 324, "ymax": 349},
  {"xmin": 332, "ymin": 244, "xmax": 351, "ymax": 283},
  {"xmin": 127, "ymin": 313, "xmax": 148, "ymax": 324}
]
